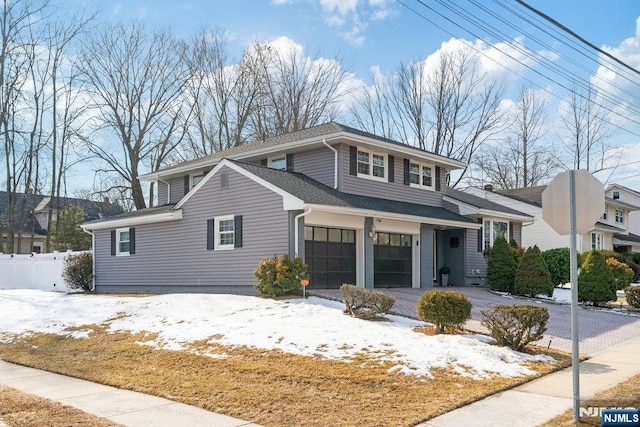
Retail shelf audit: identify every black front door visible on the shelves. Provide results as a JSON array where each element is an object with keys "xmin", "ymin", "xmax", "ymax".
[
  {"xmin": 304, "ymin": 226, "xmax": 357, "ymax": 289},
  {"xmin": 374, "ymin": 232, "xmax": 412, "ymax": 288}
]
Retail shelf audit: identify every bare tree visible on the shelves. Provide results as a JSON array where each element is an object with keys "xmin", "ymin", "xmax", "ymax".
[
  {"xmin": 251, "ymin": 42, "xmax": 353, "ymax": 139},
  {"xmin": 476, "ymin": 86, "xmax": 557, "ymax": 189},
  {"xmin": 560, "ymin": 83, "xmax": 613, "ymax": 172},
  {"xmin": 78, "ymin": 22, "xmax": 190, "ymax": 210},
  {"xmin": 181, "ymin": 30, "xmax": 262, "ymax": 157},
  {"xmin": 349, "ymin": 69, "xmax": 397, "ymax": 139}
]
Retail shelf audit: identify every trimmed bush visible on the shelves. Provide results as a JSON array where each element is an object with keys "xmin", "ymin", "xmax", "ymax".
[
  {"xmin": 514, "ymin": 245, "xmax": 554, "ymax": 297},
  {"xmin": 632, "ymin": 253, "xmax": 640, "ymax": 265},
  {"xmin": 416, "ymin": 290, "xmax": 472, "ymax": 334},
  {"xmin": 480, "ymin": 304, "xmax": 549, "ymax": 351},
  {"xmin": 625, "ymin": 286, "xmax": 640, "ymax": 309},
  {"xmin": 254, "ymin": 254, "xmax": 307, "ymax": 297},
  {"xmin": 542, "ymin": 248, "xmax": 574, "ymax": 287},
  {"xmin": 607, "ymin": 258, "xmax": 634, "ymax": 290},
  {"xmin": 62, "ymin": 252, "xmax": 93, "ymax": 291},
  {"xmin": 578, "ymin": 250, "xmax": 616, "ymax": 306},
  {"xmin": 340, "ymin": 284, "xmax": 395, "ymax": 319},
  {"xmin": 487, "ymin": 236, "xmax": 517, "ymax": 293}
]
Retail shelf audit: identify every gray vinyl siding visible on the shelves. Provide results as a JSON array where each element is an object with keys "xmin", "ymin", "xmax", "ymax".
[
  {"xmin": 466, "ymin": 227, "xmax": 486, "ymax": 283},
  {"xmin": 337, "ymin": 144, "xmax": 444, "ymax": 207},
  {"xmin": 157, "ymin": 181, "xmax": 169, "ymax": 206},
  {"xmin": 93, "ymin": 166, "xmax": 290, "ymax": 293},
  {"xmin": 292, "ymin": 148, "xmax": 336, "ymax": 188},
  {"xmin": 511, "ymin": 223, "xmax": 522, "ymax": 246},
  {"xmin": 170, "ymin": 175, "xmax": 187, "ymax": 204}
]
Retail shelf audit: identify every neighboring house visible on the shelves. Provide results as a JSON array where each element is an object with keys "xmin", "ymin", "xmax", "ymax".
[
  {"xmin": 443, "ymin": 188, "xmax": 533, "ymax": 285},
  {"xmin": 82, "ymin": 122, "xmax": 491, "ymax": 294},
  {"xmin": 464, "ymin": 184, "xmax": 640, "ymax": 254},
  {"xmin": 606, "ymin": 184, "xmax": 640, "ymax": 252},
  {"xmin": 0, "ymin": 191, "xmax": 121, "ymax": 254}
]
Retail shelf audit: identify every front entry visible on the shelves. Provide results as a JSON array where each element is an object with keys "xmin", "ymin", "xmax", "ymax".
[
  {"xmin": 374, "ymin": 232, "xmax": 412, "ymax": 288},
  {"xmin": 304, "ymin": 226, "xmax": 356, "ymax": 289}
]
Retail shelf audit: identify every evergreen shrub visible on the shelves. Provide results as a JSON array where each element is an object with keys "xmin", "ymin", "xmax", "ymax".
[
  {"xmin": 481, "ymin": 304, "xmax": 549, "ymax": 351},
  {"xmin": 578, "ymin": 250, "xmax": 616, "ymax": 306},
  {"xmin": 487, "ymin": 236, "xmax": 517, "ymax": 293},
  {"xmin": 416, "ymin": 290, "xmax": 471, "ymax": 334},
  {"xmin": 514, "ymin": 245, "xmax": 554, "ymax": 297}
]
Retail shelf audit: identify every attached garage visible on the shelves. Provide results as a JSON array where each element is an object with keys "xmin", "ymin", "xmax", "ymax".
[
  {"xmin": 304, "ymin": 226, "xmax": 357, "ymax": 289},
  {"xmin": 374, "ymin": 232, "xmax": 412, "ymax": 288}
]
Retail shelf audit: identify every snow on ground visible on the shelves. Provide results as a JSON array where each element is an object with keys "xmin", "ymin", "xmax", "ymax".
[{"xmin": 0, "ymin": 290, "xmax": 554, "ymax": 379}]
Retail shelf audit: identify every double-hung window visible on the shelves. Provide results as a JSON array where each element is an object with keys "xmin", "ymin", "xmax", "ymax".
[
  {"xmin": 615, "ymin": 209, "xmax": 624, "ymax": 224},
  {"xmin": 112, "ymin": 227, "xmax": 135, "ymax": 256},
  {"xmin": 591, "ymin": 232, "xmax": 604, "ymax": 250},
  {"xmin": 482, "ymin": 219, "xmax": 509, "ymax": 250},
  {"xmin": 216, "ymin": 215, "xmax": 235, "ymax": 250},
  {"xmin": 357, "ymin": 149, "xmax": 386, "ymax": 180},
  {"xmin": 409, "ymin": 161, "xmax": 434, "ymax": 189}
]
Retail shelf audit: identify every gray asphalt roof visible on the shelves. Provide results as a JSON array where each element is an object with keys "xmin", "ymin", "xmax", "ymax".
[
  {"xmin": 230, "ymin": 160, "xmax": 476, "ymax": 224},
  {"xmin": 445, "ymin": 188, "xmax": 532, "ymax": 218},
  {"xmin": 82, "ymin": 204, "xmax": 177, "ymax": 225},
  {"xmin": 613, "ymin": 232, "xmax": 640, "ymax": 243}
]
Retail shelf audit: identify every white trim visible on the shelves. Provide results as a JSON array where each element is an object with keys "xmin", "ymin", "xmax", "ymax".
[
  {"xmin": 482, "ymin": 217, "xmax": 510, "ymax": 249},
  {"xmin": 268, "ymin": 155, "xmax": 287, "ymax": 170},
  {"xmin": 215, "ymin": 215, "xmax": 235, "ymax": 251},
  {"xmin": 356, "ymin": 148, "xmax": 387, "ymax": 182},
  {"xmin": 408, "ymin": 160, "xmax": 435, "ymax": 191},
  {"xmin": 189, "ymin": 171, "xmax": 205, "ymax": 189},
  {"xmin": 174, "ymin": 159, "xmax": 304, "ymax": 211},
  {"xmin": 115, "ymin": 227, "xmax": 131, "ymax": 257},
  {"xmin": 304, "ymin": 203, "xmax": 481, "ymax": 229},
  {"xmin": 81, "ymin": 210, "xmax": 183, "ymax": 231}
]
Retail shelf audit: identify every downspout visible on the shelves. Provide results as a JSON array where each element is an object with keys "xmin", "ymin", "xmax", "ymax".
[
  {"xmin": 322, "ymin": 139, "xmax": 338, "ymax": 189},
  {"xmin": 156, "ymin": 174, "xmax": 170, "ymax": 205},
  {"xmin": 82, "ymin": 227, "xmax": 96, "ymax": 291},
  {"xmin": 294, "ymin": 207, "xmax": 313, "ymax": 257}
]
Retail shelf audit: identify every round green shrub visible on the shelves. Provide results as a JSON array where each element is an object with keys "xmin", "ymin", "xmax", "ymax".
[
  {"xmin": 514, "ymin": 245, "xmax": 553, "ymax": 297},
  {"xmin": 607, "ymin": 258, "xmax": 634, "ymax": 290},
  {"xmin": 254, "ymin": 254, "xmax": 307, "ymax": 297},
  {"xmin": 487, "ymin": 236, "xmax": 517, "ymax": 293},
  {"xmin": 62, "ymin": 252, "xmax": 93, "ymax": 291},
  {"xmin": 481, "ymin": 304, "xmax": 549, "ymax": 351},
  {"xmin": 416, "ymin": 290, "xmax": 472, "ymax": 334},
  {"xmin": 542, "ymin": 248, "xmax": 575, "ymax": 287},
  {"xmin": 578, "ymin": 250, "xmax": 616, "ymax": 306}
]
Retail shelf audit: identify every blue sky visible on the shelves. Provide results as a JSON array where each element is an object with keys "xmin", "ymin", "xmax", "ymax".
[{"xmin": 77, "ymin": 0, "xmax": 640, "ymax": 189}]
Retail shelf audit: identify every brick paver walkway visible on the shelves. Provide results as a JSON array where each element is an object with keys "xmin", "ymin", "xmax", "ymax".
[{"xmin": 310, "ymin": 286, "xmax": 640, "ymax": 356}]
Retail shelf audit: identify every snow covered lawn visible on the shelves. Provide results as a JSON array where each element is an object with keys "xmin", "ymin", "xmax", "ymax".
[{"xmin": 0, "ymin": 289, "xmax": 553, "ymax": 379}]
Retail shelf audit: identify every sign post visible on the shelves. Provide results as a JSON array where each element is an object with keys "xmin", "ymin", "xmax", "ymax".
[{"xmin": 542, "ymin": 170, "xmax": 604, "ymax": 423}]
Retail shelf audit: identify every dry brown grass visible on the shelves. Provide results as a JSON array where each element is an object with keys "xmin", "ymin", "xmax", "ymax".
[
  {"xmin": 539, "ymin": 373, "xmax": 640, "ymax": 426},
  {"xmin": 0, "ymin": 325, "xmax": 571, "ymax": 427},
  {"xmin": 0, "ymin": 384, "xmax": 120, "ymax": 427}
]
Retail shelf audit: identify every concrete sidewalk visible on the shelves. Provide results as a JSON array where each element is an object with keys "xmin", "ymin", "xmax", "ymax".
[
  {"xmin": 420, "ymin": 337, "xmax": 640, "ymax": 426},
  {"xmin": 0, "ymin": 361, "xmax": 261, "ymax": 427}
]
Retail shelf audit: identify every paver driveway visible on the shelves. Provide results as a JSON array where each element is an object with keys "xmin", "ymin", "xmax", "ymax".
[{"xmin": 312, "ymin": 286, "xmax": 640, "ymax": 356}]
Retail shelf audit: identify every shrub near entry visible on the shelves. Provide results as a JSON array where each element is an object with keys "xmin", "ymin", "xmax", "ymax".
[
  {"xmin": 481, "ymin": 305, "xmax": 549, "ymax": 352},
  {"xmin": 254, "ymin": 254, "xmax": 307, "ymax": 297},
  {"xmin": 416, "ymin": 290, "xmax": 471, "ymax": 334},
  {"xmin": 514, "ymin": 245, "xmax": 553, "ymax": 297},
  {"xmin": 487, "ymin": 236, "xmax": 517, "ymax": 293}
]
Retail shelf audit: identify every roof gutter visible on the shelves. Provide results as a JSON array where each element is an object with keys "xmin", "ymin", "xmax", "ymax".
[
  {"xmin": 294, "ymin": 207, "xmax": 313, "ymax": 257},
  {"xmin": 322, "ymin": 138, "xmax": 338, "ymax": 189}
]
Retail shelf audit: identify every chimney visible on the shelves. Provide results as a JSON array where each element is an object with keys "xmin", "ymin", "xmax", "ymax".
[
  {"xmin": 484, "ymin": 184, "xmax": 493, "ymax": 192},
  {"xmin": 103, "ymin": 196, "xmax": 110, "ymax": 204}
]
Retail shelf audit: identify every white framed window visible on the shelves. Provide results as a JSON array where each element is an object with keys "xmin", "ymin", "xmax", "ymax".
[
  {"xmin": 483, "ymin": 218, "xmax": 509, "ymax": 250},
  {"xmin": 591, "ymin": 232, "xmax": 604, "ymax": 250},
  {"xmin": 615, "ymin": 209, "xmax": 625, "ymax": 224},
  {"xmin": 215, "ymin": 215, "xmax": 235, "ymax": 250},
  {"xmin": 116, "ymin": 228, "xmax": 131, "ymax": 256},
  {"xmin": 601, "ymin": 208, "xmax": 608, "ymax": 221},
  {"xmin": 357, "ymin": 148, "xmax": 386, "ymax": 181},
  {"xmin": 190, "ymin": 171, "xmax": 205, "ymax": 188},
  {"xmin": 409, "ymin": 161, "xmax": 434, "ymax": 190},
  {"xmin": 613, "ymin": 191, "xmax": 620, "ymax": 200},
  {"xmin": 269, "ymin": 156, "xmax": 287, "ymax": 170}
]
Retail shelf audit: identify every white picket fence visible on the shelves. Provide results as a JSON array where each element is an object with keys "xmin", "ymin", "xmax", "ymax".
[{"xmin": 0, "ymin": 251, "xmax": 90, "ymax": 292}]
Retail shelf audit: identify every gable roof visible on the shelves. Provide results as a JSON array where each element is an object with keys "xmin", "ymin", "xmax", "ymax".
[
  {"xmin": 606, "ymin": 183, "xmax": 640, "ymax": 198},
  {"xmin": 141, "ymin": 121, "xmax": 466, "ymax": 180},
  {"xmin": 444, "ymin": 187, "xmax": 532, "ymax": 219},
  {"xmin": 88, "ymin": 159, "xmax": 479, "ymax": 229},
  {"xmin": 495, "ymin": 186, "xmax": 546, "ymax": 207}
]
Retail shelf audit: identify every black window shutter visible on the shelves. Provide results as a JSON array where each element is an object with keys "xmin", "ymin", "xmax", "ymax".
[
  {"xmin": 260, "ymin": 158, "xmax": 268, "ymax": 166},
  {"xmin": 184, "ymin": 175, "xmax": 190, "ymax": 194},
  {"xmin": 509, "ymin": 222, "xmax": 514, "ymax": 244},
  {"xmin": 234, "ymin": 215, "xmax": 243, "ymax": 248},
  {"xmin": 110, "ymin": 230, "xmax": 116, "ymax": 256},
  {"xmin": 207, "ymin": 219, "xmax": 214, "ymax": 250},
  {"xmin": 435, "ymin": 166, "xmax": 441, "ymax": 191},
  {"xmin": 286, "ymin": 154, "xmax": 294, "ymax": 172},
  {"xmin": 477, "ymin": 218, "xmax": 483, "ymax": 252},
  {"xmin": 403, "ymin": 159, "xmax": 410, "ymax": 185},
  {"xmin": 349, "ymin": 146, "xmax": 357, "ymax": 176},
  {"xmin": 129, "ymin": 228, "xmax": 136, "ymax": 254},
  {"xmin": 388, "ymin": 155, "xmax": 394, "ymax": 182}
]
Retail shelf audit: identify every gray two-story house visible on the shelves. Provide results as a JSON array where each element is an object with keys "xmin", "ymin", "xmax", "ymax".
[{"xmin": 82, "ymin": 122, "xmax": 489, "ymax": 294}]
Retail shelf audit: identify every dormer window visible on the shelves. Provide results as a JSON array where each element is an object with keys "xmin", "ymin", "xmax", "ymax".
[
  {"xmin": 613, "ymin": 191, "xmax": 620, "ymax": 200},
  {"xmin": 409, "ymin": 161, "xmax": 434, "ymax": 189},
  {"xmin": 190, "ymin": 171, "xmax": 205, "ymax": 188},
  {"xmin": 357, "ymin": 149, "xmax": 386, "ymax": 181}
]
